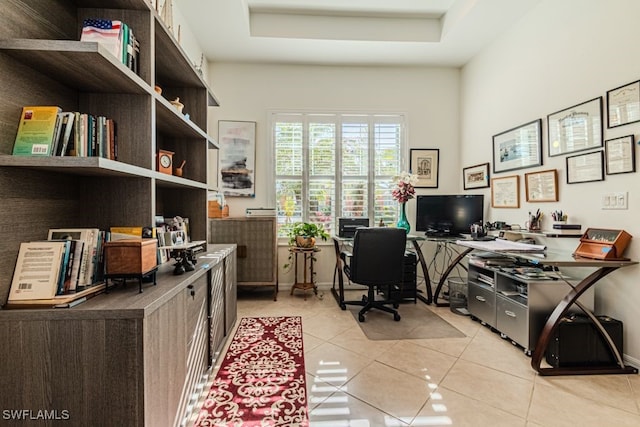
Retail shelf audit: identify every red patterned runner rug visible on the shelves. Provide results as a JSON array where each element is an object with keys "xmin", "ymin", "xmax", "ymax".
[{"xmin": 194, "ymin": 316, "xmax": 308, "ymax": 426}]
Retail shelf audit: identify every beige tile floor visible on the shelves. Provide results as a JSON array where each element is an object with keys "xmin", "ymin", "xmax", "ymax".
[{"xmin": 203, "ymin": 287, "xmax": 640, "ymax": 427}]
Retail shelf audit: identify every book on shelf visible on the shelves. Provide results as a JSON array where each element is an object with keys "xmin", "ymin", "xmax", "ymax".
[
  {"xmin": 55, "ymin": 112, "xmax": 76, "ymax": 156},
  {"xmin": 12, "ymin": 106, "xmax": 62, "ymax": 156},
  {"xmin": 80, "ymin": 18, "xmax": 139, "ymax": 74},
  {"xmin": 48, "ymin": 228, "xmax": 100, "ymax": 288},
  {"xmin": 8, "ymin": 241, "xmax": 68, "ymax": 301}
]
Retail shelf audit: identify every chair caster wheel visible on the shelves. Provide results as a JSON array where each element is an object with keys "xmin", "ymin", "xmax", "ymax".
[
  {"xmin": 340, "ymin": 303, "xmax": 346, "ymax": 310},
  {"xmin": 358, "ymin": 314, "xmax": 365, "ymax": 322},
  {"xmin": 393, "ymin": 313, "xmax": 401, "ymax": 321}
]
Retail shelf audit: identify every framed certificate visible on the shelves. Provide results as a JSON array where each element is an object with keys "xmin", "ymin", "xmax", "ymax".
[
  {"xmin": 566, "ymin": 151, "xmax": 604, "ymax": 184},
  {"xmin": 548, "ymin": 97, "xmax": 603, "ymax": 157},
  {"xmin": 605, "ymin": 135, "xmax": 636, "ymax": 175},
  {"xmin": 607, "ymin": 80, "xmax": 640, "ymax": 128},
  {"xmin": 492, "ymin": 119, "xmax": 542, "ymax": 173},
  {"xmin": 525, "ymin": 169, "xmax": 558, "ymax": 202},
  {"xmin": 491, "ymin": 175, "xmax": 520, "ymax": 208}
]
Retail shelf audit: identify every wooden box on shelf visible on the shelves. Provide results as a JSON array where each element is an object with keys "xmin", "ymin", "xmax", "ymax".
[
  {"xmin": 574, "ymin": 228, "xmax": 632, "ymax": 260},
  {"xmin": 208, "ymin": 200, "xmax": 229, "ymax": 218},
  {"xmin": 104, "ymin": 239, "xmax": 158, "ymax": 274}
]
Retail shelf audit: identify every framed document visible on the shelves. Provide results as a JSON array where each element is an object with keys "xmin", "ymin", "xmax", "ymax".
[
  {"xmin": 492, "ymin": 119, "xmax": 542, "ymax": 173},
  {"xmin": 410, "ymin": 148, "xmax": 439, "ymax": 188},
  {"xmin": 548, "ymin": 97, "xmax": 603, "ymax": 157},
  {"xmin": 525, "ymin": 169, "xmax": 558, "ymax": 202},
  {"xmin": 607, "ymin": 80, "xmax": 640, "ymax": 128},
  {"xmin": 491, "ymin": 175, "xmax": 520, "ymax": 208},
  {"xmin": 463, "ymin": 162, "xmax": 490, "ymax": 190},
  {"xmin": 566, "ymin": 151, "xmax": 604, "ymax": 184},
  {"xmin": 605, "ymin": 135, "xmax": 636, "ymax": 175}
]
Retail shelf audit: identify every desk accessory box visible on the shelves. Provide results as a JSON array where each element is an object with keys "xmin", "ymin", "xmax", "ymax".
[
  {"xmin": 104, "ymin": 239, "xmax": 157, "ymax": 275},
  {"xmin": 574, "ymin": 228, "xmax": 631, "ymax": 260}
]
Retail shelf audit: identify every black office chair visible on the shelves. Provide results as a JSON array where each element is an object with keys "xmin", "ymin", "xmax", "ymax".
[{"xmin": 340, "ymin": 227, "xmax": 407, "ymax": 322}]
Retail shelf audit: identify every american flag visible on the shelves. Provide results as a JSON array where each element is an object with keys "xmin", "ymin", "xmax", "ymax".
[{"xmin": 80, "ymin": 19, "xmax": 122, "ymax": 59}]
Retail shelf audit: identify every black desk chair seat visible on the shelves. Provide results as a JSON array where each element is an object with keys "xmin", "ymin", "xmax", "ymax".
[{"xmin": 340, "ymin": 227, "xmax": 407, "ymax": 322}]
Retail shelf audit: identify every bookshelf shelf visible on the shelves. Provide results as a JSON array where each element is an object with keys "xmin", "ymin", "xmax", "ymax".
[
  {"xmin": 0, "ymin": 39, "xmax": 150, "ymax": 94},
  {"xmin": 0, "ymin": 155, "xmax": 156, "ymax": 178}
]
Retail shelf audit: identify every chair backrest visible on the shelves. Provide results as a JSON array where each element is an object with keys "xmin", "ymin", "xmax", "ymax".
[{"xmin": 348, "ymin": 227, "xmax": 407, "ymax": 286}]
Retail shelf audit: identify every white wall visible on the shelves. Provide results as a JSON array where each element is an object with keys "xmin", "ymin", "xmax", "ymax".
[
  {"xmin": 206, "ymin": 63, "xmax": 460, "ymax": 285},
  {"xmin": 461, "ymin": 0, "xmax": 640, "ymax": 361}
]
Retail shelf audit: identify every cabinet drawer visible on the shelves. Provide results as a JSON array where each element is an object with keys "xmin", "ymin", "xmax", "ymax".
[
  {"xmin": 468, "ymin": 282, "xmax": 496, "ymax": 327},
  {"xmin": 496, "ymin": 295, "xmax": 529, "ymax": 349}
]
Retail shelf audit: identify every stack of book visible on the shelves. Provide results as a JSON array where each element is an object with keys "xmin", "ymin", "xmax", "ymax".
[
  {"xmin": 80, "ymin": 18, "xmax": 140, "ymax": 75},
  {"xmin": 8, "ymin": 228, "xmax": 105, "ymax": 305},
  {"xmin": 12, "ymin": 106, "xmax": 118, "ymax": 159}
]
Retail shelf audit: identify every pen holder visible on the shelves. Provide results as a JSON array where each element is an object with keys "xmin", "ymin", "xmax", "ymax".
[{"xmin": 526, "ymin": 217, "xmax": 541, "ymax": 232}]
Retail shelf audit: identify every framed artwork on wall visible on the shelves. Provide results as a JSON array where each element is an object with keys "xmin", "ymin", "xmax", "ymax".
[
  {"xmin": 605, "ymin": 135, "xmax": 636, "ymax": 175},
  {"xmin": 547, "ymin": 97, "xmax": 603, "ymax": 157},
  {"xmin": 492, "ymin": 119, "xmax": 542, "ymax": 173},
  {"xmin": 566, "ymin": 150, "xmax": 604, "ymax": 184},
  {"xmin": 218, "ymin": 120, "xmax": 256, "ymax": 197},
  {"xmin": 410, "ymin": 148, "xmax": 439, "ymax": 188},
  {"xmin": 524, "ymin": 169, "xmax": 558, "ymax": 202},
  {"xmin": 606, "ymin": 80, "xmax": 640, "ymax": 128},
  {"xmin": 491, "ymin": 175, "xmax": 520, "ymax": 208},
  {"xmin": 463, "ymin": 162, "xmax": 490, "ymax": 190}
]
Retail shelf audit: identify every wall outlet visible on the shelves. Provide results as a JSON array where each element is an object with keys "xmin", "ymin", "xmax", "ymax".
[{"xmin": 602, "ymin": 192, "xmax": 628, "ymax": 209}]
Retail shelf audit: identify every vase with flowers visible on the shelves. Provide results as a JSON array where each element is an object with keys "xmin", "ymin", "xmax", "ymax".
[{"xmin": 392, "ymin": 171, "xmax": 418, "ymax": 234}]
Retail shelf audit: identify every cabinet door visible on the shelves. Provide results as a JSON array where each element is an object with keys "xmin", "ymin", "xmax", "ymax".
[
  {"xmin": 176, "ymin": 275, "xmax": 210, "ymax": 427},
  {"xmin": 468, "ymin": 281, "xmax": 496, "ymax": 327},
  {"xmin": 496, "ymin": 295, "xmax": 529, "ymax": 350},
  {"xmin": 210, "ymin": 261, "xmax": 226, "ymax": 362},
  {"xmin": 224, "ymin": 250, "xmax": 238, "ymax": 334}
]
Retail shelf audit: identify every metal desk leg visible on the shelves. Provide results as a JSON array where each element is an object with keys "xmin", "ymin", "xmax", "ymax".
[
  {"xmin": 412, "ymin": 240, "xmax": 432, "ymax": 304},
  {"xmin": 331, "ymin": 238, "xmax": 346, "ymax": 309},
  {"xmin": 531, "ymin": 266, "xmax": 639, "ymax": 376},
  {"xmin": 433, "ymin": 247, "xmax": 473, "ymax": 307}
]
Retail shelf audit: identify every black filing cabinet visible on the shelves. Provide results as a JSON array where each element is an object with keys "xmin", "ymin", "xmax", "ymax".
[{"xmin": 384, "ymin": 251, "xmax": 417, "ymax": 303}]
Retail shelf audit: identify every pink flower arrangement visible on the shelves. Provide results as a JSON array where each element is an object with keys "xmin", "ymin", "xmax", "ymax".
[{"xmin": 391, "ymin": 171, "xmax": 419, "ymax": 203}]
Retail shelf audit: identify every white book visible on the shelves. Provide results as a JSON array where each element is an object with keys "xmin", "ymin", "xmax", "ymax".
[
  {"xmin": 48, "ymin": 228, "xmax": 100, "ymax": 287},
  {"xmin": 8, "ymin": 241, "xmax": 67, "ymax": 301}
]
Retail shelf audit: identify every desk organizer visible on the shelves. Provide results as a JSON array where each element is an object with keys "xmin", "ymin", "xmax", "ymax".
[{"xmin": 574, "ymin": 228, "xmax": 632, "ymax": 260}]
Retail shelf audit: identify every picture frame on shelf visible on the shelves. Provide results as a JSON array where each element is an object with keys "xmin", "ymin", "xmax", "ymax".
[
  {"xmin": 463, "ymin": 162, "xmax": 490, "ymax": 190},
  {"xmin": 410, "ymin": 148, "xmax": 439, "ymax": 188},
  {"xmin": 566, "ymin": 150, "xmax": 604, "ymax": 184},
  {"xmin": 548, "ymin": 97, "xmax": 603, "ymax": 157},
  {"xmin": 606, "ymin": 80, "xmax": 640, "ymax": 128},
  {"xmin": 491, "ymin": 175, "xmax": 520, "ymax": 208},
  {"xmin": 492, "ymin": 119, "xmax": 542, "ymax": 173},
  {"xmin": 218, "ymin": 120, "xmax": 256, "ymax": 197},
  {"xmin": 605, "ymin": 135, "xmax": 636, "ymax": 175},
  {"xmin": 525, "ymin": 169, "xmax": 558, "ymax": 202}
]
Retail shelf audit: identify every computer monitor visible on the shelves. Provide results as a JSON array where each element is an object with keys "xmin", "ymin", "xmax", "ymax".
[{"xmin": 416, "ymin": 195, "xmax": 484, "ymax": 237}]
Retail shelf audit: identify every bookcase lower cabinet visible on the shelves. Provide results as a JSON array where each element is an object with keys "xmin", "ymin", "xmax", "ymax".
[
  {"xmin": 0, "ymin": 245, "xmax": 236, "ymax": 427},
  {"xmin": 209, "ymin": 217, "xmax": 278, "ymax": 300},
  {"xmin": 468, "ymin": 263, "xmax": 594, "ymax": 355}
]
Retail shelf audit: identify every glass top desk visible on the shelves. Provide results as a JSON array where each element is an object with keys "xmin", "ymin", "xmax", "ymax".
[
  {"xmin": 331, "ymin": 234, "xmax": 433, "ymax": 307},
  {"xmin": 454, "ymin": 239, "xmax": 638, "ymax": 376}
]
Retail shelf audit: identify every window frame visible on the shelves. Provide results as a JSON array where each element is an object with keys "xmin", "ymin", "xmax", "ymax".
[{"xmin": 270, "ymin": 110, "xmax": 407, "ymax": 241}]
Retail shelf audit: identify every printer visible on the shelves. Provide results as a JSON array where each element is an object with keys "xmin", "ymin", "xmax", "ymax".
[{"xmin": 338, "ymin": 218, "xmax": 369, "ymax": 238}]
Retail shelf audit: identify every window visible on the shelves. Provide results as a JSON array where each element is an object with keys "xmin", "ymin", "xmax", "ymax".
[{"xmin": 272, "ymin": 112, "xmax": 405, "ymax": 238}]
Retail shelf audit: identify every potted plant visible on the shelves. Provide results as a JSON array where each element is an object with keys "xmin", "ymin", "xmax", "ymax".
[{"xmin": 288, "ymin": 222, "xmax": 330, "ymax": 248}]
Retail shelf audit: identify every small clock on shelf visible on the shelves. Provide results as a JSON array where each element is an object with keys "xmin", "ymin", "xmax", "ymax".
[{"xmin": 157, "ymin": 149, "xmax": 174, "ymax": 175}]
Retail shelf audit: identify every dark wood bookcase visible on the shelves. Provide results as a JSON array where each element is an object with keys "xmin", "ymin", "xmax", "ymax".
[
  {"xmin": 0, "ymin": 1, "xmax": 228, "ymax": 425},
  {"xmin": 0, "ymin": 0, "xmax": 219, "ymax": 305}
]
